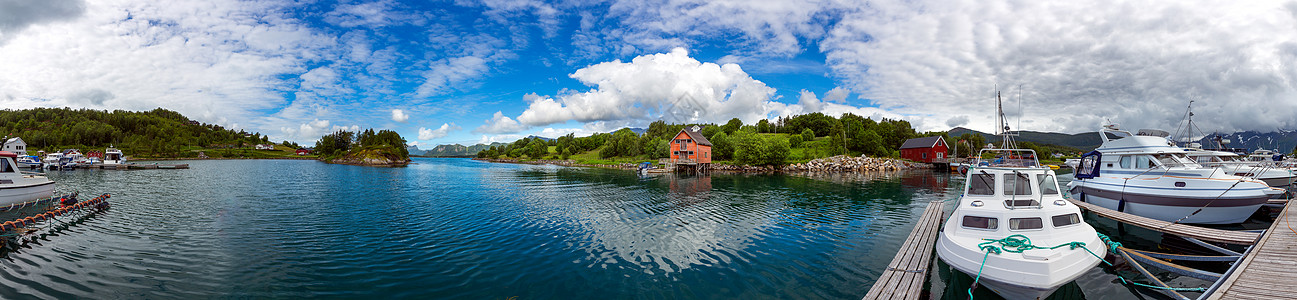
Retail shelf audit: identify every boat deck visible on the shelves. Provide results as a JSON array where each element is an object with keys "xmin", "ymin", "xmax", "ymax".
[
  {"xmin": 1068, "ymin": 199, "xmax": 1260, "ymax": 245},
  {"xmin": 862, "ymin": 201, "xmax": 944, "ymax": 300},
  {"xmin": 1207, "ymin": 199, "xmax": 1297, "ymax": 299}
]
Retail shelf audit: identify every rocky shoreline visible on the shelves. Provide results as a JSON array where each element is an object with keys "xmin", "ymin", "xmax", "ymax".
[{"xmin": 473, "ymin": 155, "xmax": 920, "ymax": 173}]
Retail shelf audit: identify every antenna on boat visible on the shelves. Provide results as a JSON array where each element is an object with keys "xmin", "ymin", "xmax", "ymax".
[{"xmin": 1171, "ymin": 100, "xmax": 1205, "ymax": 148}]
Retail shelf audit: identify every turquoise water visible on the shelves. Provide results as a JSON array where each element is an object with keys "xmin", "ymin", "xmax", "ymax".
[{"xmin": 4, "ymin": 158, "xmax": 1245, "ymax": 298}]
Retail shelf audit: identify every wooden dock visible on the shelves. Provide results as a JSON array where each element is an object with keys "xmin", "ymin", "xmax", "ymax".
[
  {"xmin": 1207, "ymin": 199, "xmax": 1297, "ymax": 299},
  {"xmin": 863, "ymin": 201, "xmax": 944, "ymax": 300},
  {"xmin": 89, "ymin": 163, "xmax": 189, "ymax": 170},
  {"xmin": 1068, "ymin": 199, "xmax": 1260, "ymax": 245}
]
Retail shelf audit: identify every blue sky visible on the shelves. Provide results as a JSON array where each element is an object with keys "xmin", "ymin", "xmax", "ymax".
[{"xmin": 3, "ymin": 0, "xmax": 1297, "ymax": 148}]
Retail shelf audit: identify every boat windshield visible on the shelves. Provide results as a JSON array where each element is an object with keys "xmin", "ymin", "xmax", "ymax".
[{"xmin": 1152, "ymin": 153, "xmax": 1201, "ymax": 168}]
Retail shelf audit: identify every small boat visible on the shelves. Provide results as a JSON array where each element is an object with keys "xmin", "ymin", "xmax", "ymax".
[
  {"xmin": 61, "ymin": 149, "xmax": 85, "ymax": 168},
  {"xmin": 937, "ymin": 148, "xmax": 1106, "ymax": 300},
  {"xmin": 43, "ymin": 153, "xmax": 64, "ymax": 169},
  {"xmin": 103, "ymin": 146, "xmax": 126, "ymax": 166},
  {"xmin": 0, "ymin": 151, "xmax": 55, "ymax": 206},
  {"xmin": 15, "ymin": 155, "xmax": 42, "ymax": 169},
  {"xmin": 1067, "ymin": 125, "xmax": 1283, "ymax": 224}
]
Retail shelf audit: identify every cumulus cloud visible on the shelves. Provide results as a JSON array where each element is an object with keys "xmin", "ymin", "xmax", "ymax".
[
  {"xmin": 823, "ymin": 87, "xmax": 849, "ymax": 103},
  {"xmin": 0, "ymin": 0, "xmax": 85, "ymax": 45},
  {"xmin": 475, "ymin": 111, "xmax": 528, "ymax": 134},
  {"xmin": 946, "ymin": 115, "xmax": 970, "ymax": 128},
  {"xmin": 821, "ymin": 0, "xmax": 1297, "ymax": 133},
  {"xmin": 391, "ymin": 109, "xmax": 409, "ymax": 122},
  {"xmin": 419, "ymin": 123, "xmax": 460, "ymax": 140},
  {"xmin": 513, "ymin": 47, "xmax": 776, "ymax": 128}
]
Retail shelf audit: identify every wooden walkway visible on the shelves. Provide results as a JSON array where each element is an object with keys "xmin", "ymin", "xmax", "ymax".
[
  {"xmin": 863, "ymin": 201, "xmax": 944, "ymax": 300},
  {"xmin": 1207, "ymin": 199, "xmax": 1297, "ymax": 299},
  {"xmin": 1068, "ymin": 199, "xmax": 1261, "ymax": 245}
]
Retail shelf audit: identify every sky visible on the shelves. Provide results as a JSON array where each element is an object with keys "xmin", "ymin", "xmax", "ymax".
[{"xmin": 2, "ymin": 0, "xmax": 1296, "ymax": 148}]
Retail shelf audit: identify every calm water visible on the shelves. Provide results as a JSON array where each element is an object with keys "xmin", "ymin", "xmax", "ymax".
[{"xmin": 2, "ymin": 158, "xmax": 1246, "ymax": 299}]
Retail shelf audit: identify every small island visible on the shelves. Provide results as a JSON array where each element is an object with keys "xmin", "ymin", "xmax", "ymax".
[{"xmin": 313, "ymin": 129, "xmax": 411, "ymax": 167}]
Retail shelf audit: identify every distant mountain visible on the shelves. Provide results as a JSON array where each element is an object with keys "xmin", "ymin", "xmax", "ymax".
[
  {"xmin": 523, "ymin": 135, "xmax": 554, "ymax": 142},
  {"xmin": 419, "ymin": 142, "xmax": 507, "ymax": 157},
  {"xmin": 406, "ymin": 145, "xmax": 426, "ymax": 156},
  {"xmin": 948, "ymin": 127, "xmax": 1103, "ymax": 151},
  {"xmin": 1195, "ymin": 131, "xmax": 1297, "ymax": 154}
]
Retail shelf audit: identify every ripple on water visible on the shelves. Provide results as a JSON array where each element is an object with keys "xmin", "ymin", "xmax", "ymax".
[{"xmin": 0, "ymin": 159, "xmax": 966, "ymax": 299}]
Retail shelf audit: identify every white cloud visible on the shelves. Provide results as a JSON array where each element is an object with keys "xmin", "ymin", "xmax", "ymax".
[
  {"xmin": 477, "ymin": 134, "xmax": 524, "ymax": 145},
  {"xmin": 474, "ymin": 111, "xmax": 529, "ymax": 134},
  {"xmin": 280, "ymin": 119, "xmax": 363, "ymax": 143},
  {"xmin": 391, "ymin": 109, "xmax": 409, "ymax": 122},
  {"xmin": 416, "ymin": 56, "xmax": 490, "ymax": 97},
  {"xmin": 797, "ymin": 89, "xmax": 822, "ymax": 112},
  {"xmin": 821, "ymin": 0, "xmax": 1297, "ymax": 133},
  {"xmin": 0, "ymin": 0, "xmax": 85, "ymax": 46},
  {"xmin": 419, "ymin": 123, "xmax": 460, "ymax": 140},
  {"xmin": 513, "ymin": 47, "xmax": 776, "ymax": 128},
  {"xmin": 823, "ymin": 87, "xmax": 849, "ymax": 103}
]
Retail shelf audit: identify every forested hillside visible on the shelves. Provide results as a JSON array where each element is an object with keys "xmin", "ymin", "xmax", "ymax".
[{"xmin": 0, "ymin": 107, "xmax": 288, "ymax": 158}]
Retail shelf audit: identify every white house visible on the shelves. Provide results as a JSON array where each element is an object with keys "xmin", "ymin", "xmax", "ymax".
[
  {"xmin": 255, "ymin": 144, "xmax": 276, "ymax": 150},
  {"xmin": 2, "ymin": 137, "xmax": 27, "ymax": 156}
]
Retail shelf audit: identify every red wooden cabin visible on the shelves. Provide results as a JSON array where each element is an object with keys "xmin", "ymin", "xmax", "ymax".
[
  {"xmin": 669, "ymin": 125, "xmax": 712, "ymax": 170},
  {"xmin": 899, "ymin": 136, "xmax": 949, "ymax": 163}
]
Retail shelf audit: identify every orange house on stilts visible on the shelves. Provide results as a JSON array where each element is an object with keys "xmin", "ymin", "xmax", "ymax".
[{"xmin": 669, "ymin": 125, "xmax": 712, "ymax": 173}]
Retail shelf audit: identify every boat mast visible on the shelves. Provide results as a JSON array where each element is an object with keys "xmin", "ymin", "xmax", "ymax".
[{"xmin": 996, "ymin": 91, "xmax": 1017, "ymax": 150}]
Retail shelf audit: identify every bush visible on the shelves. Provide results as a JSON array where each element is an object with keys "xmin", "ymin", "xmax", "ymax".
[
  {"xmin": 801, "ymin": 128, "xmax": 815, "ymax": 141},
  {"xmin": 789, "ymin": 135, "xmax": 802, "ymax": 148}
]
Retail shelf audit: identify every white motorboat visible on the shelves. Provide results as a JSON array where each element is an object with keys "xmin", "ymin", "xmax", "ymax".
[
  {"xmin": 938, "ymin": 148, "xmax": 1106, "ymax": 300},
  {"xmin": 0, "ymin": 151, "xmax": 55, "ymax": 206},
  {"xmin": 62, "ymin": 149, "xmax": 85, "ymax": 168},
  {"xmin": 103, "ymin": 147, "xmax": 126, "ymax": 166},
  {"xmin": 1186, "ymin": 148, "xmax": 1297, "ymax": 189},
  {"xmin": 43, "ymin": 152, "xmax": 65, "ymax": 169},
  {"xmin": 15, "ymin": 155, "xmax": 41, "ymax": 169},
  {"xmin": 1067, "ymin": 125, "xmax": 1283, "ymax": 224}
]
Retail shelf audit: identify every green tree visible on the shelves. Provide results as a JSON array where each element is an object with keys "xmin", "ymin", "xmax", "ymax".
[
  {"xmin": 789, "ymin": 135, "xmax": 803, "ymax": 148},
  {"xmin": 722, "ymin": 118, "xmax": 743, "ymax": 134},
  {"xmin": 711, "ymin": 131, "xmax": 732, "ymax": 160},
  {"xmin": 801, "ymin": 128, "xmax": 815, "ymax": 141},
  {"xmin": 766, "ymin": 136, "xmax": 790, "ymax": 165},
  {"xmin": 527, "ymin": 138, "xmax": 547, "ymax": 159}
]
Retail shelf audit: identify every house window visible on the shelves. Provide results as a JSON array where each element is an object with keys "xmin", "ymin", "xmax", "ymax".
[
  {"xmin": 680, "ymin": 140, "xmax": 688, "ymax": 151},
  {"xmin": 922, "ymin": 153, "xmax": 927, "ymax": 159}
]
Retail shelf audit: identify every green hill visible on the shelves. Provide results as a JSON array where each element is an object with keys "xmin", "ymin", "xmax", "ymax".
[{"xmin": 0, "ymin": 107, "xmax": 300, "ymax": 158}]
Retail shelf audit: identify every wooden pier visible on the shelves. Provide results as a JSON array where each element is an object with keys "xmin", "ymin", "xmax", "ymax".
[
  {"xmin": 1067, "ymin": 199, "xmax": 1260, "ymax": 245},
  {"xmin": 89, "ymin": 163, "xmax": 189, "ymax": 170},
  {"xmin": 863, "ymin": 201, "xmax": 944, "ymax": 300},
  {"xmin": 1207, "ymin": 199, "xmax": 1297, "ymax": 299}
]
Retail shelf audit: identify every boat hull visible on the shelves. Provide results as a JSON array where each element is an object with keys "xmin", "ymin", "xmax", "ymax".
[
  {"xmin": 1070, "ymin": 186, "xmax": 1267, "ymax": 224},
  {"xmin": 0, "ymin": 180, "xmax": 55, "ymax": 206},
  {"xmin": 937, "ymin": 232, "xmax": 1104, "ymax": 300}
]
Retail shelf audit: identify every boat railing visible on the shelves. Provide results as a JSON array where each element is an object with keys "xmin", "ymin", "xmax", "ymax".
[{"xmin": 975, "ymin": 148, "xmax": 1042, "ymax": 168}]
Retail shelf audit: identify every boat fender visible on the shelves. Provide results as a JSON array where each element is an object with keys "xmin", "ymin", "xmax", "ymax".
[
  {"xmin": 61, "ymin": 196, "xmax": 77, "ymax": 206},
  {"xmin": 1117, "ymin": 196, "xmax": 1126, "ymax": 213}
]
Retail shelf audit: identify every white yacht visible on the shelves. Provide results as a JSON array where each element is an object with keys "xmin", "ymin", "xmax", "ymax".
[
  {"xmin": 1067, "ymin": 125, "xmax": 1283, "ymax": 224},
  {"xmin": 42, "ymin": 152, "xmax": 65, "ymax": 169},
  {"xmin": 0, "ymin": 151, "xmax": 55, "ymax": 206},
  {"xmin": 937, "ymin": 148, "xmax": 1106, "ymax": 300},
  {"xmin": 103, "ymin": 147, "xmax": 126, "ymax": 166},
  {"xmin": 1185, "ymin": 149, "xmax": 1297, "ymax": 189}
]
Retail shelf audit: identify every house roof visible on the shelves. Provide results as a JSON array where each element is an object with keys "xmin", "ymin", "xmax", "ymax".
[
  {"xmin": 5, "ymin": 137, "xmax": 22, "ymax": 144},
  {"xmin": 899, "ymin": 136, "xmax": 945, "ymax": 149},
  {"xmin": 678, "ymin": 125, "xmax": 713, "ymax": 146}
]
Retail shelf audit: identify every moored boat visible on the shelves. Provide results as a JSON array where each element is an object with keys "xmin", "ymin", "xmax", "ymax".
[
  {"xmin": 937, "ymin": 148, "xmax": 1106, "ymax": 299},
  {"xmin": 0, "ymin": 151, "xmax": 55, "ymax": 206},
  {"xmin": 103, "ymin": 146, "xmax": 126, "ymax": 166},
  {"xmin": 1067, "ymin": 125, "xmax": 1283, "ymax": 224}
]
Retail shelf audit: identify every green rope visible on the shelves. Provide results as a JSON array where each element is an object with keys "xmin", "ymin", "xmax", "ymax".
[{"xmin": 966, "ymin": 232, "xmax": 1205, "ymax": 299}]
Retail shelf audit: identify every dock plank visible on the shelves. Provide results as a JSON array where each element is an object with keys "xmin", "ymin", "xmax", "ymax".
[
  {"xmin": 863, "ymin": 201, "xmax": 944, "ymax": 300},
  {"xmin": 1208, "ymin": 199, "xmax": 1297, "ymax": 299},
  {"xmin": 1067, "ymin": 199, "xmax": 1260, "ymax": 245}
]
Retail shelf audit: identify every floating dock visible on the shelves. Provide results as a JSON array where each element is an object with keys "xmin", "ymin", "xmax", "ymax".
[
  {"xmin": 1207, "ymin": 199, "xmax": 1297, "ymax": 299},
  {"xmin": 1068, "ymin": 199, "xmax": 1260, "ymax": 245},
  {"xmin": 863, "ymin": 201, "xmax": 943, "ymax": 300},
  {"xmin": 89, "ymin": 163, "xmax": 189, "ymax": 170}
]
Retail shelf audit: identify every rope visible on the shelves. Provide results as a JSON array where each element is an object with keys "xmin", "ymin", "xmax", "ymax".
[{"xmin": 965, "ymin": 232, "xmax": 1205, "ymax": 299}]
